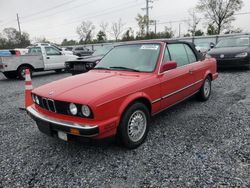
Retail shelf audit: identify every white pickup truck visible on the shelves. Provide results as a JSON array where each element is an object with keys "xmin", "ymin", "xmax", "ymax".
[{"xmin": 0, "ymin": 45, "xmax": 77, "ymax": 79}]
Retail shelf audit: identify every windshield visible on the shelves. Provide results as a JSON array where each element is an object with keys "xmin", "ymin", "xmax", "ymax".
[
  {"xmin": 95, "ymin": 44, "xmax": 160, "ymax": 72},
  {"xmin": 92, "ymin": 46, "xmax": 113, "ymax": 56},
  {"xmin": 216, "ymin": 37, "xmax": 250, "ymax": 48}
]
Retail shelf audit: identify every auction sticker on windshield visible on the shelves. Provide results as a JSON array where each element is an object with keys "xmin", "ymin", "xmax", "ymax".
[{"xmin": 140, "ymin": 45, "xmax": 159, "ymax": 50}]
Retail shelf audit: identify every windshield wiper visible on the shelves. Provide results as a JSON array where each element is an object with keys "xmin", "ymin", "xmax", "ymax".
[
  {"xmin": 109, "ymin": 66, "xmax": 141, "ymax": 72},
  {"xmin": 93, "ymin": 67, "xmax": 111, "ymax": 70}
]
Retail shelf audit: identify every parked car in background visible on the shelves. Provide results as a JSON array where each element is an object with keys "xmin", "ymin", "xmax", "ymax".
[
  {"xmin": 195, "ymin": 41, "xmax": 215, "ymax": 55},
  {"xmin": 0, "ymin": 45, "xmax": 77, "ymax": 79},
  {"xmin": 31, "ymin": 43, "xmax": 74, "ymax": 56},
  {"xmin": 72, "ymin": 46, "xmax": 93, "ymax": 57},
  {"xmin": 65, "ymin": 45, "xmax": 113, "ymax": 75},
  {"xmin": 207, "ymin": 36, "xmax": 250, "ymax": 69},
  {"xmin": 27, "ymin": 40, "xmax": 218, "ymax": 148}
]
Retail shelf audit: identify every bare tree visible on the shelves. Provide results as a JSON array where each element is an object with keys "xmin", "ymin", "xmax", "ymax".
[
  {"xmin": 100, "ymin": 22, "xmax": 109, "ymax": 34},
  {"xmin": 197, "ymin": 0, "xmax": 243, "ymax": 34},
  {"xmin": 110, "ymin": 18, "xmax": 125, "ymax": 41},
  {"xmin": 33, "ymin": 37, "xmax": 50, "ymax": 43},
  {"xmin": 187, "ymin": 8, "xmax": 201, "ymax": 36},
  {"xmin": 76, "ymin": 21, "xmax": 95, "ymax": 43}
]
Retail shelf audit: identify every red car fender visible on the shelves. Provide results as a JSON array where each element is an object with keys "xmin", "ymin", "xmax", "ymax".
[
  {"xmin": 117, "ymin": 92, "xmax": 152, "ymax": 118},
  {"xmin": 204, "ymin": 70, "xmax": 213, "ymax": 81}
]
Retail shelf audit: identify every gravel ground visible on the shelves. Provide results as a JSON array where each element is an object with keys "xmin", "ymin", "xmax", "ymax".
[{"xmin": 0, "ymin": 70, "xmax": 250, "ymax": 188}]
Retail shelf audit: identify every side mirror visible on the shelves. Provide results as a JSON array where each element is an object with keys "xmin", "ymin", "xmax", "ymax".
[
  {"xmin": 160, "ymin": 61, "xmax": 177, "ymax": 73},
  {"xmin": 210, "ymin": 43, "xmax": 215, "ymax": 49}
]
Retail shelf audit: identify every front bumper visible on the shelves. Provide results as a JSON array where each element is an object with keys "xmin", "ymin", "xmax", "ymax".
[
  {"xmin": 216, "ymin": 57, "xmax": 250, "ymax": 68},
  {"xmin": 27, "ymin": 106, "xmax": 99, "ymax": 137}
]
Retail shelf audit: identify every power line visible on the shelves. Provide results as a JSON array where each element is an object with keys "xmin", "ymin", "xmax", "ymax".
[
  {"xmin": 21, "ymin": 0, "xmax": 97, "ymax": 24},
  {"xmin": 0, "ymin": 0, "xmax": 77, "ymax": 27},
  {"xmin": 20, "ymin": 0, "xmax": 76, "ymax": 19},
  {"xmin": 24, "ymin": 0, "xmax": 144, "ymax": 32}
]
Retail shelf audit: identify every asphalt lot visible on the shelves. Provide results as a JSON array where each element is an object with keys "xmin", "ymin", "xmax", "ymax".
[{"xmin": 0, "ymin": 70, "xmax": 250, "ymax": 187}]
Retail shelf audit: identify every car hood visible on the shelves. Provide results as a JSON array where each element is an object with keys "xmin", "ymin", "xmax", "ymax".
[
  {"xmin": 208, "ymin": 46, "xmax": 249, "ymax": 55},
  {"xmin": 33, "ymin": 70, "xmax": 152, "ymax": 106}
]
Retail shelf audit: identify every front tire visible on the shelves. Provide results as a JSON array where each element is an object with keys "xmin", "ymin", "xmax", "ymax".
[
  {"xmin": 197, "ymin": 76, "xmax": 211, "ymax": 101},
  {"xmin": 17, "ymin": 66, "xmax": 32, "ymax": 80},
  {"xmin": 118, "ymin": 103, "xmax": 150, "ymax": 149}
]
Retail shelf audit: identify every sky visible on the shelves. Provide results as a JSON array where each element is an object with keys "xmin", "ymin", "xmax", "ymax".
[{"xmin": 0, "ymin": 0, "xmax": 250, "ymax": 43}]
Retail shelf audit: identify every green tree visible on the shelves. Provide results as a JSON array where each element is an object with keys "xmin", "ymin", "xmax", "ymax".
[
  {"xmin": 96, "ymin": 30, "xmax": 107, "ymax": 42},
  {"xmin": 159, "ymin": 27, "xmax": 174, "ymax": 38},
  {"xmin": 1, "ymin": 27, "xmax": 30, "ymax": 49},
  {"xmin": 61, "ymin": 39, "xmax": 77, "ymax": 46},
  {"xmin": 195, "ymin": 30, "xmax": 204, "ymax": 36},
  {"xmin": 197, "ymin": 0, "xmax": 243, "ymax": 34},
  {"xmin": 207, "ymin": 24, "xmax": 218, "ymax": 35},
  {"xmin": 135, "ymin": 14, "xmax": 147, "ymax": 38},
  {"xmin": 184, "ymin": 33, "xmax": 191, "ymax": 37},
  {"xmin": 122, "ymin": 27, "xmax": 134, "ymax": 41}
]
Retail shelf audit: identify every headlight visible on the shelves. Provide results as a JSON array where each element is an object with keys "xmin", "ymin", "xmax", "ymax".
[
  {"xmin": 69, "ymin": 103, "xmax": 77, "ymax": 115},
  {"xmin": 205, "ymin": 54, "xmax": 212, "ymax": 59},
  {"xmin": 35, "ymin": 95, "xmax": 40, "ymax": 105},
  {"xmin": 86, "ymin": 63, "xmax": 94, "ymax": 68},
  {"xmin": 235, "ymin": 52, "xmax": 248, "ymax": 58},
  {"xmin": 81, "ymin": 105, "xmax": 91, "ymax": 117}
]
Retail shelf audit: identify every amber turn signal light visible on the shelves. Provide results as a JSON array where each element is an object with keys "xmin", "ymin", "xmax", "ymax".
[{"xmin": 70, "ymin": 128, "xmax": 80, "ymax": 135}]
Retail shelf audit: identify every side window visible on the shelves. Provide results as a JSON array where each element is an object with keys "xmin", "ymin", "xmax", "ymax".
[
  {"xmin": 28, "ymin": 47, "xmax": 42, "ymax": 54},
  {"xmin": 168, "ymin": 44, "xmax": 189, "ymax": 67},
  {"xmin": 45, "ymin": 47, "xmax": 61, "ymax": 56},
  {"xmin": 75, "ymin": 47, "xmax": 83, "ymax": 51},
  {"xmin": 163, "ymin": 47, "xmax": 170, "ymax": 62},
  {"xmin": 184, "ymin": 44, "xmax": 197, "ymax": 63}
]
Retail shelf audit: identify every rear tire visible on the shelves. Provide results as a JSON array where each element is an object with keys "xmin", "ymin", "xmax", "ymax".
[
  {"xmin": 17, "ymin": 66, "xmax": 32, "ymax": 80},
  {"xmin": 197, "ymin": 76, "xmax": 211, "ymax": 101},
  {"xmin": 55, "ymin": 69, "xmax": 62, "ymax": 73},
  {"xmin": 117, "ymin": 102, "xmax": 150, "ymax": 149},
  {"xmin": 3, "ymin": 72, "xmax": 17, "ymax": 79}
]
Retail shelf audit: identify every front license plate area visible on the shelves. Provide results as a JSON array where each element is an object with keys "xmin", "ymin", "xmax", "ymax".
[
  {"xmin": 58, "ymin": 131, "xmax": 68, "ymax": 141},
  {"xmin": 74, "ymin": 64, "xmax": 85, "ymax": 71}
]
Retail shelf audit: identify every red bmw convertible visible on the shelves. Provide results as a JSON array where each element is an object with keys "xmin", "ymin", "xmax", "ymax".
[{"xmin": 27, "ymin": 40, "xmax": 218, "ymax": 148}]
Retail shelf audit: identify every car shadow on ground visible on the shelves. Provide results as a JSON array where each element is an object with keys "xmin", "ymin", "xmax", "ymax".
[
  {"xmin": 0, "ymin": 71, "xmax": 70, "ymax": 82},
  {"xmin": 218, "ymin": 67, "xmax": 249, "ymax": 73}
]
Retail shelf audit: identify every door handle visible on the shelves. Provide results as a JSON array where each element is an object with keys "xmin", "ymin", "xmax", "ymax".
[
  {"xmin": 46, "ymin": 57, "xmax": 50, "ymax": 59},
  {"xmin": 189, "ymin": 69, "xmax": 193, "ymax": 74}
]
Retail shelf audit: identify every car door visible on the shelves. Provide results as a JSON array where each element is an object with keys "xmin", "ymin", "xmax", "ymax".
[
  {"xmin": 44, "ymin": 47, "xmax": 66, "ymax": 70},
  {"xmin": 160, "ymin": 43, "xmax": 196, "ymax": 109},
  {"xmin": 183, "ymin": 43, "xmax": 204, "ymax": 91}
]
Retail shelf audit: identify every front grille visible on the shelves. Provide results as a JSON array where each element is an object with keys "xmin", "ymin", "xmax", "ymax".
[{"xmin": 39, "ymin": 97, "xmax": 56, "ymax": 113}]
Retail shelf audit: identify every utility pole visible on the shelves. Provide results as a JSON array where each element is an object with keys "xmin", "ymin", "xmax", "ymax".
[
  {"xmin": 154, "ymin": 20, "xmax": 157, "ymax": 34},
  {"xmin": 16, "ymin": 13, "xmax": 21, "ymax": 35},
  {"xmin": 179, "ymin": 23, "xmax": 181, "ymax": 38},
  {"xmin": 142, "ymin": 0, "xmax": 154, "ymax": 35}
]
